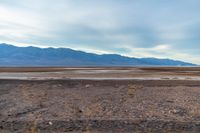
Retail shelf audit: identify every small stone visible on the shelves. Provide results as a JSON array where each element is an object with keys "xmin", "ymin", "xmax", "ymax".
[
  {"xmin": 85, "ymin": 84, "xmax": 90, "ymax": 88},
  {"xmin": 49, "ymin": 121, "xmax": 53, "ymax": 125}
]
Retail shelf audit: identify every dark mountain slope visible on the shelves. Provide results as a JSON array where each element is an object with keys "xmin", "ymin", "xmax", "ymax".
[{"xmin": 0, "ymin": 44, "xmax": 196, "ymax": 66}]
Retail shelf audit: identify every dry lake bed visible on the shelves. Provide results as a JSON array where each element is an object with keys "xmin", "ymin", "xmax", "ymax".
[{"xmin": 0, "ymin": 67, "xmax": 200, "ymax": 133}]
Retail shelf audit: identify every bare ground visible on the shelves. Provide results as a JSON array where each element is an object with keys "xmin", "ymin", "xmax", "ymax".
[{"xmin": 0, "ymin": 67, "xmax": 200, "ymax": 132}]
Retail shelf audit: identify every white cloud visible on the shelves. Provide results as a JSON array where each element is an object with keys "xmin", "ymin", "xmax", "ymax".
[
  {"xmin": 0, "ymin": 5, "xmax": 41, "ymax": 28},
  {"xmin": 0, "ymin": 0, "xmax": 199, "ymax": 64},
  {"xmin": 153, "ymin": 44, "xmax": 171, "ymax": 51}
]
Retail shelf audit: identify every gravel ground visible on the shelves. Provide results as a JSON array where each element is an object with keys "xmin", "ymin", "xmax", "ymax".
[{"xmin": 0, "ymin": 79, "xmax": 200, "ymax": 132}]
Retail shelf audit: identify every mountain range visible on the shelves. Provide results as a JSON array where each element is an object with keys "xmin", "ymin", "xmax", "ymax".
[{"xmin": 0, "ymin": 43, "xmax": 196, "ymax": 66}]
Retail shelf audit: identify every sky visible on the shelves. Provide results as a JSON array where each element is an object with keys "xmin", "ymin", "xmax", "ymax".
[{"xmin": 0, "ymin": 0, "xmax": 200, "ymax": 64}]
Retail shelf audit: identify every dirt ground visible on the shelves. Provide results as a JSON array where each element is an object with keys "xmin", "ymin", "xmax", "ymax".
[{"xmin": 0, "ymin": 67, "xmax": 200, "ymax": 133}]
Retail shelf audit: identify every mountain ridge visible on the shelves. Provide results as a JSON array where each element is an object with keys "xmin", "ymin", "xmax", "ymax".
[{"xmin": 0, "ymin": 43, "xmax": 196, "ymax": 66}]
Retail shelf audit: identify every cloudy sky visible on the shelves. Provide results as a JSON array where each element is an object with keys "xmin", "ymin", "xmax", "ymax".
[{"xmin": 0, "ymin": 0, "xmax": 200, "ymax": 64}]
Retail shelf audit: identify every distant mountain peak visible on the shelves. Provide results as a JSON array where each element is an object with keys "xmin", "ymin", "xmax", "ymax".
[{"xmin": 0, "ymin": 43, "xmax": 196, "ymax": 67}]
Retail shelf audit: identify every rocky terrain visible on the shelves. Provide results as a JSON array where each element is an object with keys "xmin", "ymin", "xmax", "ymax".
[{"xmin": 0, "ymin": 67, "xmax": 200, "ymax": 132}]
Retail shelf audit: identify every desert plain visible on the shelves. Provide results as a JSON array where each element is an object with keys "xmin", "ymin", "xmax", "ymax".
[{"xmin": 0, "ymin": 67, "xmax": 200, "ymax": 133}]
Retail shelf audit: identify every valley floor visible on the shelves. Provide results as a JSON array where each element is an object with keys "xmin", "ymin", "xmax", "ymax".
[{"xmin": 0, "ymin": 67, "xmax": 200, "ymax": 132}]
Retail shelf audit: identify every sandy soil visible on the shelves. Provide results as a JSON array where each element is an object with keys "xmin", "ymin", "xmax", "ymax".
[{"xmin": 0, "ymin": 67, "xmax": 200, "ymax": 132}]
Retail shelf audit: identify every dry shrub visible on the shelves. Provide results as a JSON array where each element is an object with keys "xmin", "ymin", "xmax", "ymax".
[
  {"xmin": 82, "ymin": 126, "xmax": 90, "ymax": 133},
  {"xmin": 84, "ymin": 102, "xmax": 103, "ymax": 117},
  {"xmin": 190, "ymin": 108, "xmax": 200, "ymax": 117},
  {"xmin": 127, "ymin": 85, "xmax": 142, "ymax": 96},
  {"xmin": 24, "ymin": 126, "xmax": 37, "ymax": 133}
]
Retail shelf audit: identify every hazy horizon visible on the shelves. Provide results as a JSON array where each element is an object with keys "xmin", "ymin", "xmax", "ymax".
[{"xmin": 0, "ymin": 0, "xmax": 200, "ymax": 64}]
